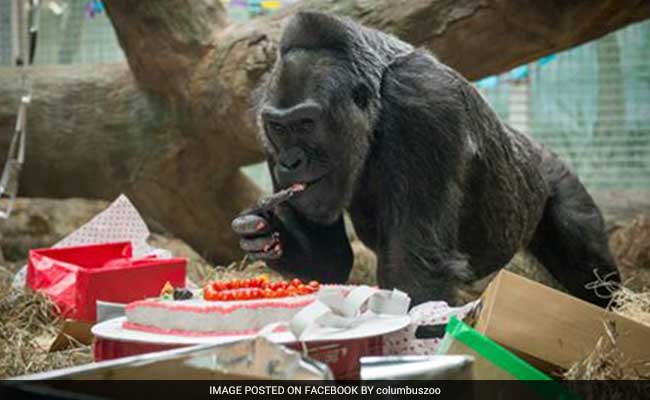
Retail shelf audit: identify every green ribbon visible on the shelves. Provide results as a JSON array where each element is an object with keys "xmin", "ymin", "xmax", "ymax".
[{"xmin": 444, "ymin": 316, "xmax": 581, "ymax": 400}]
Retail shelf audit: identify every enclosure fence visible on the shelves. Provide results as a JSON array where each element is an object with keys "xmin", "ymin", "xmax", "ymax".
[{"xmin": 478, "ymin": 24, "xmax": 650, "ymax": 190}]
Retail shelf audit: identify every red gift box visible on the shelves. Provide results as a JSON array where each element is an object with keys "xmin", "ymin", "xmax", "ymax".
[{"xmin": 27, "ymin": 241, "xmax": 186, "ymax": 322}]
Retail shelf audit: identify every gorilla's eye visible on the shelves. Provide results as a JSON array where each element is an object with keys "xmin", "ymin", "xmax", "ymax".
[
  {"xmin": 267, "ymin": 121, "xmax": 286, "ymax": 135},
  {"xmin": 352, "ymin": 84, "xmax": 371, "ymax": 109}
]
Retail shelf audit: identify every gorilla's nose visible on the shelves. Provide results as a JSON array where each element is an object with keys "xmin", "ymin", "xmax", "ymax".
[
  {"xmin": 278, "ymin": 147, "xmax": 306, "ymax": 171},
  {"xmin": 261, "ymin": 102, "xmax": 321, "ymax": 133}
]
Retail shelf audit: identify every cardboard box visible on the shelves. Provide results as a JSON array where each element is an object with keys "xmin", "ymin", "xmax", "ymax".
[
  {"xmin": 441, "ymin": 316, "xmax": 551, "ymax": 380},
  {"xmin": 472, "ymin": 270, "xmax": 650, "ymax": 374},
  {"xmin": 49, "ymin": 320, "xmax": 94, "ymax": 351}
]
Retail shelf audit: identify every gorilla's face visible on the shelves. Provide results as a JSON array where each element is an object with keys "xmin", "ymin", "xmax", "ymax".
[{"xmin": 258, "ymin": 49, "xmax": 375, "ymax": 225}]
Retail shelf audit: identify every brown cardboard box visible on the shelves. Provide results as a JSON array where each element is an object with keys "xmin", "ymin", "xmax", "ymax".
[
  {"xmin": 473, "ymin": 270, "xmax": 650, "ymax": 374},
  {"xmin": 49, "ymin": 320, "xmax": 94, "ymax": 351},
  {"xmin": 445, "ymin": 336, "xmax": 516, "ymax": 380}
]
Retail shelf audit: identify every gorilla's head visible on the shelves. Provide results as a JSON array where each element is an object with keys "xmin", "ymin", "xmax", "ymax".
[{"xmin": 255, "ymin": 12, "xmax": 412, "ymax": 225}]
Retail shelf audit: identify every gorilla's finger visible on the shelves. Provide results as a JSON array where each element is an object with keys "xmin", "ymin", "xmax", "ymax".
[
  {"xmin": 232, "ymin": 214, "xmax": 271, "ymax": 236},
  {"xmin": 248, "ymin": 244, "xmax": 283, "ymax": 261},
  {"xmin": 239, "ymin": 234, "xmax": 278, "ymax": 252}
]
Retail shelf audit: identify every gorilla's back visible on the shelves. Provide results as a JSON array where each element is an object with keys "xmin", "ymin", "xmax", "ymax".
[{"xmin": 457, "ymin": 116, "xmax": 552, "ymax": 278}]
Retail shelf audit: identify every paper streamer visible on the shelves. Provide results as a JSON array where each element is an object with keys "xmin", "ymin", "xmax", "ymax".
[{"xmin": 259, "ymin": 286, "xmax": 411, "ymax": 342}]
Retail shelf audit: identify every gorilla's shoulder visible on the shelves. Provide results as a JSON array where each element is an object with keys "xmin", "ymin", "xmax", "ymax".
[{"xmin": 381, "ymin": 50, "xmax": 467, "ymax": 106}]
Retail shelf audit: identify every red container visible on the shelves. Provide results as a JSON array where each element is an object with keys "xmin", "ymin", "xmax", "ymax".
[
  {"xmin": 93, "ymin": 336, "xmax": 383, "ymax": 380},
  {"xmin": 287, "ymin": 337, "xmax": 383, "ymax": 379},
  {"xmin": 27, "ymin": 242, "xmax": 186, "ymax": 322}
]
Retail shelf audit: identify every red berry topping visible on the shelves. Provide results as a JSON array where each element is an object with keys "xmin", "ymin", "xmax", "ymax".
[{"xmin": 202, "ymin": 276, "xmax": 320, "ymax": 301}]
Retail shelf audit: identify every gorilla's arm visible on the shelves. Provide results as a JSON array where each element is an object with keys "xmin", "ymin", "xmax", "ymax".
[
  {"xmin": 269, "ymin": 204, "xmax": 353, "ymax": 283},
  {"xmin": 232, "ymin": 161, "xmax": 353, "ymax": 283},
  {"xmin": 378, "ymin": 223, "xmax": 471, "ymax": 306}
]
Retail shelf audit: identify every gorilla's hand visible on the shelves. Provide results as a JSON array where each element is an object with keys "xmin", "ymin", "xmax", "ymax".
[
  {"xmin": 231, "ymin": 211, "xmax": 283, "ymax": 262},
  {"xmin": 231, "ymin": 205, "xmax": 353, "ymax": 283}
]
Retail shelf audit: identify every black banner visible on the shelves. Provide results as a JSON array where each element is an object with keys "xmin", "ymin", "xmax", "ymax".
[{"xmin": 2, "ymin": 380, "xmax": 649, "ymax": 400}]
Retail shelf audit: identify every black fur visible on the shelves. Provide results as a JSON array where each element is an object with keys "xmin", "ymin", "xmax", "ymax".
[{"xmin": 232, "ymin": 12, "xmax": 620, "ymax": 307}]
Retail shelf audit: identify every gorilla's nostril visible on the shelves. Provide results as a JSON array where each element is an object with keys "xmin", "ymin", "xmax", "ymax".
[
  {"xmin": 287, "ymin": 158, "xmax": 302, "ymax": 169},
  {"xmin": 279, "ymin": 147, "xmax": 306, "ymax": 171},
  {"xmin": 281, "ymin": 155, "xmax": 302, "ymax": 169}
]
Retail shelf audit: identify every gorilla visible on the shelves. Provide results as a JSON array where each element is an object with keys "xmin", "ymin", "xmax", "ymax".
[{"xmin": 231, "ymin": 11, "xmax": 620, "ymax": 307}]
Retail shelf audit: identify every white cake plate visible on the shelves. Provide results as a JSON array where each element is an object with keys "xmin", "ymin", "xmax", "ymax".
[{"xmin": 92, "ymin": 314, "xmax": 410, "ymax": 346}]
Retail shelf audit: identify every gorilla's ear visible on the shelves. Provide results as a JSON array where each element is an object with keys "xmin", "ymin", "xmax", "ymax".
[{"xmin": 280, "ymin": 12, "xmax": 355, "ymax": 54}]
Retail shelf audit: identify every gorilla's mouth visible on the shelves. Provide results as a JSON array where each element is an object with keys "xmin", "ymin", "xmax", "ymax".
[
  {"xmin": 306, "ymin": 175, "xmax": 326, "ymax": 187},
  {"xmin": 293, "ymin": 175, "xmax": 326, "ymax": 194},
  {"xmin": 282, "ymin": 174, "xmax": 325, "ymax": 191}
]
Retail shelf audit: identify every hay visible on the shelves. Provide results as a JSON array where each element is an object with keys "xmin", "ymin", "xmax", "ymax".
[
  {"xmin": 0, "ymin": 266, "xmax": 92, "ymax": 378},
  {"xmin": 609, "ymin": 215, "xmax": 650, "ymax": 292},
  {"xmin": 610, "ymin": 215, "xmax": 650, "ymax": 272},
  {"xmin": 564, "ymin": 320, "xmax": 648, "ymax": 380},
  {"xmin": 565, "ymin": 273, "xmax": 650, "ymax": 381},
  {"xmin": 204, "ymin": 258, "xmax": 284, "ymax": 284},
  {"xmin": 564, "ymin": 321, "xmax": 650, "ymax": 400},
  {"xmin": 611, "ymin": 285, "xmax": 650, "ymax": 328}
]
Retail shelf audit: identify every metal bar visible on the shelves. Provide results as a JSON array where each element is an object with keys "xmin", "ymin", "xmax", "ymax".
[{"xmin": 0, "ymin": 0, "xmax": 39, "ymax": 219}]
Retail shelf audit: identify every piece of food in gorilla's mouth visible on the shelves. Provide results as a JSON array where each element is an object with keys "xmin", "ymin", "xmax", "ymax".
[{"xmin": 252, "ymin": 182, "xmax": 306, "ymax": 213}]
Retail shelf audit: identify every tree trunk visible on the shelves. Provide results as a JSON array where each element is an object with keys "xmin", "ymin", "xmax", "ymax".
[{"xmin": 1, "ymin": 0, "xmax": 648, "ymax": 263}]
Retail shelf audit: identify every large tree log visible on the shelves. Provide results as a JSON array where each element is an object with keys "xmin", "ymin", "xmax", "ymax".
[
  {"xmin": 1, "ymin": 0, "xmax": 648, "ymax": 263},
  {"xmin": 105, "ymin": 0, "xmax": 229, "ymax": 99}
]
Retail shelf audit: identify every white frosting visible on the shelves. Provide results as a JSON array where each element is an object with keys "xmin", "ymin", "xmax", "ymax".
[{"xmin": 125, "ymin": 294, "xmax": 317, "ymax": 334}]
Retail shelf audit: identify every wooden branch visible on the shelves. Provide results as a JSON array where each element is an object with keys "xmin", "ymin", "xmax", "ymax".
[
  {"xmin": 283, "ymin": 0, "xmax": 650, "ymax": 80},
  {"xmin": 402, "ymin": 0, "xmax": 650, "ymax": 80},
  {"xmin": 103, "ymin": 0, "xmax": 229, "ymax": 99}
]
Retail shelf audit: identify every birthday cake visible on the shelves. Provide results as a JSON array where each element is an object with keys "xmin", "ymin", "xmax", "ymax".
[{"xmin": 123, "ymin": 277, "xmax": 321, "ymax": 336}]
